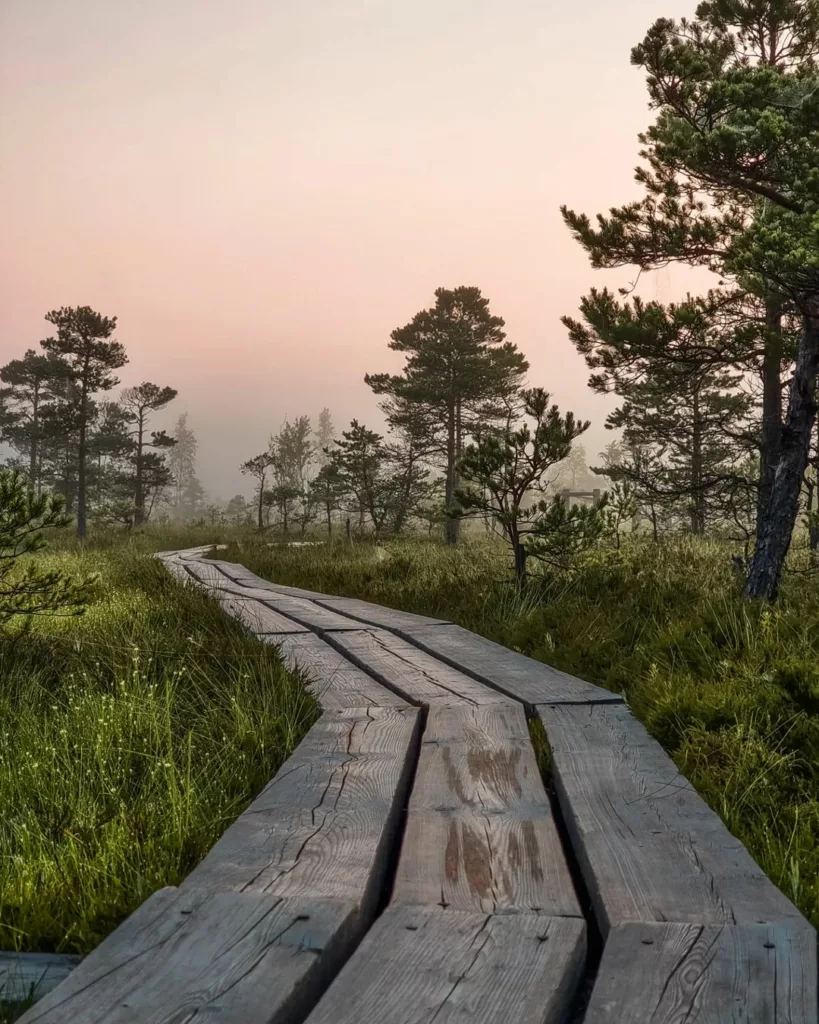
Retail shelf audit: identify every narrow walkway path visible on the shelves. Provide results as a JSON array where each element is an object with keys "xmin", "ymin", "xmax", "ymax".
[{"xmin": 20, "ymin": 547, "xmax": 817, "ymax": 1024}]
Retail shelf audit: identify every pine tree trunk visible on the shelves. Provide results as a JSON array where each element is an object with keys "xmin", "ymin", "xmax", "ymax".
[
  {"xmin": 756, "ymin": 295, "xmax": 783, "ymax": 547},
  {"xmin": 28, "ymin": 385, "xmax": 40, "ymax": 488},
  {"xmin": 444, "ymin": 401, "xmax": 459, "ymax": 545},
  {"xmin": 76, "ymin": 367, "xmax": 89, "ymax": 538},
  {"xmin": 745, "ymin": 303, "xmax": 819, "ymax": 600},
  {"xmin": 690, "ymin": 387, "xmax": 704, "ymax": 534},
  {"xmin": 512, "ymin": 534, "xmax": 527, "ymax": 583},
  {"xmin": 134, "ymin": 413, "xmax": 145, "ymax": 527},
  {"xmin": 257, "ymin": 480, "xmax": 264, "ymax": 530}
]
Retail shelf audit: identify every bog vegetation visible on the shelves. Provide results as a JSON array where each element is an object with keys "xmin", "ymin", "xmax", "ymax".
[{"xmin": 1, "ymin": 0, "xmax": 818, "ymax": 1000}]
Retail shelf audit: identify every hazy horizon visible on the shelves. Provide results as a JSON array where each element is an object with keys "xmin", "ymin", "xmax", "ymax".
[{"xmin": 2, "ymin": 0, "xmax": 716, "ymax": 501}]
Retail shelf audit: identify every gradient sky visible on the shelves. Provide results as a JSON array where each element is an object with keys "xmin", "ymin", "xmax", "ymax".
[{"xmin": 1, "ymin": 0, "xmax": 716, "ymax": 499}]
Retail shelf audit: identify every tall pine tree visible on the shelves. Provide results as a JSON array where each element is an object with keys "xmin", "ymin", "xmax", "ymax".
[{"xmin": 367, "ymin": 286, "xmax": 528, "ymax": 544}]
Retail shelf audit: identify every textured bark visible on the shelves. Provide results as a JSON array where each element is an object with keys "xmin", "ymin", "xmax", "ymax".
[
  {"xmin": 755, "ymin": 295, "xmax": 784, "ymax": 548},
  {"xmin": 745, "ymin": 303, "xmax": 819, "ymax": 600}
]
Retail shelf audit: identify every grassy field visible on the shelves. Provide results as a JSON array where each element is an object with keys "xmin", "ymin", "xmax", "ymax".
[
  {"xmin": 0, "ymin": 537, "xmax": 317, "ymax": 961},
  {"xmin": 221, "ymin": 531, "xmax": 819, "ymax": 930}
]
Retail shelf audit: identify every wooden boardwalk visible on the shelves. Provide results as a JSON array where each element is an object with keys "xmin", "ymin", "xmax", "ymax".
[{"xmin": 18, "ymin": 546, "xmax": 817, "ymax": 1024}]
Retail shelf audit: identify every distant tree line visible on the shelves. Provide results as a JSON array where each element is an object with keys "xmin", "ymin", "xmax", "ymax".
[{"xmin": 0, "ymin": 305, "xmax": 211, "ymax": 534}]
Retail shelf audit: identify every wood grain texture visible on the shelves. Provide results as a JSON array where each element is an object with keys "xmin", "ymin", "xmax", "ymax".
[
  {"xmin": 585, "ymin": 922, "xmax": 818, "ymax": 1023},
  {"xmin": 305, "ymin": 906, "xmax": 586, "ymax": 1024},
  {"xmin": 18, "ymin": 888, "xmax": 360, "ymax": 1024},
  {"xmin": 539, "ymin": 703, "xmax": 808, "ymax": 933},
  {"xmin": 328, "ymin": 629, "xmax": 514, "ymax": 705},
  {"xmin": 210, "ymin": 561, "xmax": 334, "ymax": 600},
  {"xmin": 217, "ymin": 593, "xmax": 311, "ymax": 634},
  {"xmin": 273, "ymin": 633, "xmax": 409, "ymax": 709},
  {"xmin": 314, "ymin": 596, "xmax": 451, "ymax": 631},
  {"xmin": 393, "ymin": 705, "xmax": 580, "ymax": 917},
  {"xmin": 400, "ymin": 624, "xmax": 622, "ymax": 706},
  {"xmin": 180, "ymin": 706, "xmax": 420, "ymax": 915},
  {"xmin": 0, "ymin": 953, "xmax": 82, "ymax": 1004},
  {"xmin": 255, "ymin": 594, "xmax": 372, "ymax": 632}
]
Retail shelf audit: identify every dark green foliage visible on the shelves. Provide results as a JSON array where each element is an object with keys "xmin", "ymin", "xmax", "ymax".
[
  {"xmin": 41, "ymin": 307, "xmax": 128, "ymax": 538},
  {"xmin": 0, "ymin": 547, "xmax": 316, "ymax": 954},
  {"xmin": 454, "ymin": 387, "xmax": 605, "ymax": 579},
  {"xmin": 0, "ymin": 470, "xmax": 90, "ymax": 624},
  {"xmin": 367, "ymin": 286, "xmax": 529, "ymax": 544},
  {"xmin": 561, "ymin": 0, "xmax": 819, "ymax": 599}
]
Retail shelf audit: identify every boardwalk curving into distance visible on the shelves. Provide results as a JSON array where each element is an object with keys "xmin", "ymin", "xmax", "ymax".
[{"xmin": 18, "ymin": 545, "xmax": 817, "ymax": 1024}]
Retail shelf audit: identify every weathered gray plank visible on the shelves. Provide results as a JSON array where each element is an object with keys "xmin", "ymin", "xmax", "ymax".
[
  {"xmin": 305, "ymin": 906, "xmax": 586, "ymax": 1024},
  {"xmin": 399, "ymin": 623, "xmax": 622, "ymax": 705},
  {"xmin": 393, "ymin": 704, "xmax": 580, "ymax": 917},
  {"xmin": 274, "ymin": 633, "xmax": 409, "ymax": 709},
  {"xmin": 314, "ymin": 596, "xmax": 451, "ymax": 631},
  {"xmin": 18, "ymin": 888, "xmax": 360, "ymax": 1024},
  {"xmin": 257, "ymin": 594, "xmax": 372, "ymax": 632},
  {"xmin": 217, "ymin": 593, "xmax": 311, "ymax": 634},
  {"xmin": 585, "ymin": 921, "xmax": 817, "ymax": 1023},
  {"xmin": 0, "ymin": 953, "xmax": 82, "ymax": 1005},
  {"xmin": 539, "ymin": 703, "xmax": 808, "ymax": 934},
  {"xmin": 328, "ymin": 629, "xmax": 515, "ymax": 706},
  {"xmin": 210, "ymin": 560, "xmax": 334, "ymax": 599},
  {"xmin": 181, "ymin": 706, "xmax": 420, "ymax": 914}
]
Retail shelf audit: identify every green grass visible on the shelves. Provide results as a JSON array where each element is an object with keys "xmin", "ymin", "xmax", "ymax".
[
  {"xmin": 0, "ymin": 545, "xmax": 317, "ymax": 957},
  {"xmin": 224, "ymin": 531, "xmax": 819, "ymax": 929}
]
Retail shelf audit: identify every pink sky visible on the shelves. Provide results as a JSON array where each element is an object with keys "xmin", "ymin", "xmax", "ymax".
[{"xmin": 1, "ymin": 0, "xmax": 715, "ymax": 498}]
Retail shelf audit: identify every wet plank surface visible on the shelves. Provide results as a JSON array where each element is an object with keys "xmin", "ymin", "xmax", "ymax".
[
  {"xmin": 329, "ymin": 629, "xmax": 514, "ymax": 706},
  {"xmin": 180, "ymin": 706, "xmax": 420, "ymax": 914},
  {"xmin": 18, "ymin": 888, "xmax": 359, "ymax": 1024},
  {"xmin": 538, "ymin": 703, "xmax": 806, "ymax": 934},
  {"xmin": 584, "ymin": 921, "xmax": 818, "ymax": 1023},
  {"xmin": 305, "ymin": 906, "xmax": 586, "ymax": 1024},
  {"xmin": 393, "ymin": 704, "xmax": 580, "ymax": 917},
  {"xmin": 401, "ymin": 623, "xmax": 622, "ymax": 705},
  {"xmin": 273, "ymin": 633, "xmax": 409, "ymax": 709}
]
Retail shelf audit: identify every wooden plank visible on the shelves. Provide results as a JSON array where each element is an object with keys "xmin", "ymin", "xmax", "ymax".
[
  {"xmin": 314, "ymin": 596, "xmax": 451, "ymax": 631},
  {"xmin": 584, "ymin": 922, "xmax": 817, "ymax": 1023},
  {"xmin": 258, "ymin": 594, "xmax": 372, "ymax": 632},
  {"xmin": 328, "ymin": 629, "xmax": 515, "ymax": 706},
  {"xmin": 180, "ymin": 706, "xmax": 420, "ymax": 914},
  {"xmin": 274, "ymin": 633, "xmax": 409, "ymax": 709},
  {"xmin": 400, "ymin": 624, "xmax": 622, "ymax": 706},
  {"xmin": 0, "ymin": 953, "xmax": 82, "ymax": 1005},
  {"xmin": 210, "ymin": 561, "xmax": 334, "ymax": 600},
  {"xmin": 538, "ymin": 703, "xmax": 808, "ymax": 934},
  {"xmin": 217, "ymin": 593, "xmax": 310, "ymax": 634},
  {"xmin": 304, "ymin": 906, "xmax": 586, "ymax": 1024},
  {"xmin": 18, "ymin": 888, "xmax": 361, "ymax": 1024},
  {"xmin": 393, "ymin": 705, "xmax": 580, "ymax": 917}
]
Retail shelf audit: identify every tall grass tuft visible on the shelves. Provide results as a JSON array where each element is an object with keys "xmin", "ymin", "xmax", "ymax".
[{"xmin": 0, "ymin": 547, "xmax": 317, "ymax": 954}]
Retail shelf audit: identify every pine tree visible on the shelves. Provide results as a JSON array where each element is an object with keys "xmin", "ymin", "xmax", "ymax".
[
  {"xmin": 366, "ymin": 286, "xmax": 529, "ymax": 544},
  {"xmin": 314, "ymin": 408, "xmax": 335, "ymax": 467},
  {"xmin": 330, "ymin": 421, "xmax": 390, "ymax": 536},
  {"xmin": 561, "ymin": 0, "xmax": 819, "ymax": 598},
  {"xmin": 241, "ymin": 453, "xmax": 273, "ymax": 530},
  {"xmin": 40, "ymin": 307, "xmax": 127, "ymax": 538},
  {"xmin": 168, "ymin": 413, "xmax": 198, "ymax": 516},
  {"xmin": 455, "ymin": 388, "xmax": 602, "ymax": 581},
  {"xmin": 119, "ymin": 383, "xmax": 178, "ymax": 526},
  {"xmin": 563, "ymin": 291, "xmax": 752, "ymax": 532},
  {"xmin": 0, "ymin": 350, "xmax": 68, "ymax": 490}
]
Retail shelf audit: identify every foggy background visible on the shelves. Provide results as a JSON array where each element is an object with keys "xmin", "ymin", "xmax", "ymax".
[{"xmin": 2, "ymin": 0, "xmax": 714, "ymax": 501}]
